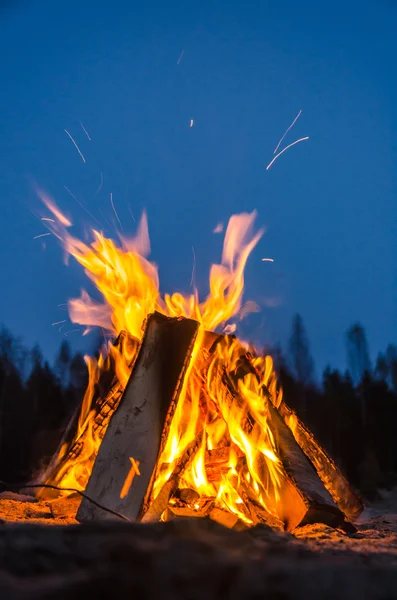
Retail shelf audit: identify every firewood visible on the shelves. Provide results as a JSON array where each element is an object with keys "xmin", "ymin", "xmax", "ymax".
[
  {"xmin": 141, "ymin": 430, "xmax": 204, "ymax": 522},
  {"xmin": 275, "ymin": 401, "xmax": 364, "ymax": 521},
  {"xmin": 36, "ymin": 330, "xmax": 139, "ymax": 499},
  {"xmin": 77, "ymin": 312, "xmax": 199, "ymax": 522},
  {"xmin": 168, "ymin": 506, "xmax": 205, "ymax": 518},
  {"xmin": 201, "ymin": 346, "xmax": 345, "ymax": 532},
  {"xmin": 204, "ymin": 333, "xmax": 362, "ymax": 526},
  {"xmin": 209, "ymin": 507, "xmax": 239, "ymax": 528},
  {"xmin": 176, "ymin": 488, "xmax": 200, "ymax": 505}
]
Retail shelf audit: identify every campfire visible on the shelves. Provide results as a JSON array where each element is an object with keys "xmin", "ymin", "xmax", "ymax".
[{"xmin": 36, "ymin": 194, "xmax": 363, "ymax": 532}]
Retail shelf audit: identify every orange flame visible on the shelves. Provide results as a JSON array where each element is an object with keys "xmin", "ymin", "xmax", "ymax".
[{"xmin": 38, "ymin": 189, "xmax": 284, "ymax": 522}]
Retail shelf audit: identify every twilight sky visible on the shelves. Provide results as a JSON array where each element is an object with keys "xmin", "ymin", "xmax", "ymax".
[{"xmin": 0, "ymin": 0, "xmax": 396, "ymax": 375}]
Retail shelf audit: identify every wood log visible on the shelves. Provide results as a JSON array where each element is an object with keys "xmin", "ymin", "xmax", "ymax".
[
  {"xmin": 141, "ymin": 430, "xmax": 204, "ymax": 522},
  {"xmin": 204, "ymin": 333, "xmax": 363, "ymax": 523},
  {"xmin": 275, "ymin": 401, "xmax": 364, "ymax": 521},
  {"xmin": 36, "ymin": 331, "xmax": 139, "ymax": 499},
  {"xmin": 265, "ymin": 401, "xmax": 345, "ymax": 531},
  {"xmin": 201, "ymin": 346, "xmax": 346, "ymax": 532},
  {"xmin": 209, "ymin": 507, "xmax": 239, "ymax": 528},
  {"xmin": 77, "ymin": 312, "xmax": 199, "ymax": 522}
]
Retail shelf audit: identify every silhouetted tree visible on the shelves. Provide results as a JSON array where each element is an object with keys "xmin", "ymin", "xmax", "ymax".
[
  {"xmin": 55, "ymin": 340, "xmax": 72, "ymax": 388},
  {"xmin": 288, "ymin": 314, "xmax": 315, "ymax": 385},
  {"xmin": 0, "ymin": 327, "xmax": 89, "ymax": 484},
  {"xmin": 346, "ymin": 323, "xmax": 371, "ymax": 385},
  {"xmin": 386, "ymin": 345, "xmax": 397, "ymax": 392}
]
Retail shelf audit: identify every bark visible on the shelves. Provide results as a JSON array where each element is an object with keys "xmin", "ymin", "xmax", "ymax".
[
  {"xmin": 276, "ymin": 401, "xmax": 364, "ymax": 521},
  {"xmin": 205, "ymin": 333, "xmax": 363, "ymax": 524},
  {"xmin": 77, "ymin": 312, "xmax": 199, "ymax": 522},
  {"xmin": 36, "ymin": 331, "xmax": 139, "ymax": 499}
]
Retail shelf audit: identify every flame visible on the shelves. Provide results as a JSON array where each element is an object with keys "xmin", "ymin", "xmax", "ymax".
[{"xmin": 38, "ymin": 190, "xmax": 285, "ymax": 522}]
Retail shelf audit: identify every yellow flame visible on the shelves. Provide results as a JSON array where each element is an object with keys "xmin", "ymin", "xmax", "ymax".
[{"xmin": 38, "ymin": 190, "xmax": 286, "ymax": 523}]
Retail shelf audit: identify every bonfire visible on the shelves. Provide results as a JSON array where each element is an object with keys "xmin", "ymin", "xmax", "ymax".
[{"xmin": 35, "ymin": 191, "xmax": 363, "ymax": 532}]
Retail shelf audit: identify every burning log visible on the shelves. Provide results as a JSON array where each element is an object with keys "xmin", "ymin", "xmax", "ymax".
[
  {"xmin": 202, "ymin": 338, "xmax": 347, "ymax": 532},
  {"xmin": 275, "ymin": 401, "xmax": 364, "ymax": 521},
  {"xmin": 77, "ymin": 312, "xmax": 199, "ymax": 522},
  {"xmin": 209, "ymin": 333, "xmax": 363, "ymax": 524},
  {"xmin": 141, "ymin": 430, "xmax": 205, "ymax": 522},
  {"xmin": 36, "ymin": 330, "xmax": 139, "ymax": 498},
  {"xmin": 265, "ymin": 401, "xmax": 346, "ymax": 531}
]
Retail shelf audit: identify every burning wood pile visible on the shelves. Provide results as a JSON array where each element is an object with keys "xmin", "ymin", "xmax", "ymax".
[{"xmin": 35, "ymin": 197, "xmax": 363, "ymax": 532}]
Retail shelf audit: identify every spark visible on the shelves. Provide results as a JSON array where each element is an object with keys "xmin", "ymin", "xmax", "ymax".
[
  {"xmin": 273, "ymin": 110, "xmax": 302, "ymax": 155},
  {"xmin": 110, "ymin": 192, "xmax": 123, "ymax": 230},
  {"xmin": 64, "ymin": 129, "xmax": 86, "ymax": 163},
  {"xmin": 120, "ymin": 457, "xmax": 141, "ymax": 499},
  {"xmin": 213, "ymin": 222, "xmax": 224, "ymax": 234},
  {"xmin": 261, "ymin": 258, "xmax": 275, "ymax": 262},
  {"xmin": 177, "ymin": 49, "xmax": 185, "ymax": 64},
  {"xmin": 95, "ymin": 172, "xmax": 103, "ymax": 196},
  {"xmin": 34, "ymin": 233, "xmax": 52, "ymax": 240},
  {"xmin": 128, "ymin": 203, "xmax": 136, "ymax": 223},
  {"xmin": 190, "ymin": 119, "xmax": 194, "ymax": 127},
  {"xmin": 64, "ymin": 186, "xmax": 101, "ymax": 225},
  {"xmin": 52, "ymin": 320, "xmax": 67, "ymax": 326},
  {"xmin": 80, "ymin": 121, "xmax": 91, "ymax": 141},
  {"xmin": 266, "ymin": 137, "xmax": 309, "ymax": 171},
  {"xmin": 190, "ymin": 246, "xmax": 196, "ymax": 288},
  {"xmin": 64, "ymin": 329, "xmax": 80, "ymax": 336},
  {"xmin": 41, "ymin": 217, "xmax": 55, "ymax": 223}
]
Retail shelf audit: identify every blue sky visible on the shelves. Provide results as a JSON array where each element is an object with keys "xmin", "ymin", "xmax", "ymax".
[{"xmin": 0, "ymin": 0, "xmax": 396, "ymax": 374}]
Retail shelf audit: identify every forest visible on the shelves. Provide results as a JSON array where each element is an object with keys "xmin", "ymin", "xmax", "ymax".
[{"xmin": 0, "ymin": 315, "xmax": 396, "ymax": 499}]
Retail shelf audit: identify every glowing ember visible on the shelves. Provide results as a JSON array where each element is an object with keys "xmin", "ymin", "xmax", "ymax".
[{"xmin": 37, "ymin": 190, "xmax": 285, "ymax": 522}]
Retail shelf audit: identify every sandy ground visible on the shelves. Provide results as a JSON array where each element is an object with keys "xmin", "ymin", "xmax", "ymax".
[{"xmin": 1, "ymin": 487, "xmax": 397, "ymax": 564}]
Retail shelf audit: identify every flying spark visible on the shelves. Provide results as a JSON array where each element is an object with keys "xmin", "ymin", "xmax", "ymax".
[
  {"xmin": 95, "ymin": 172, "xmax": 104, "ymax": 196},
  {"xmin": 266, "ymin": 137, "xmax": 309, "ymax": 171},
  {"xmin": 190, "ymin": 119, "xmax": 194, "ymax": 127},
  {"xmin": 80, "ymin": 121, "xmax": 92, "ymax": 141},
  {"xmin": 273, "ymin": 110, "xmax": 302, "ymax": 155},
  {"xmin": 190, "ymin": 246, "xmax": 196, "ymax": 288},
  {"xmin": 52, "ymin": 320, "xmax": 67, "ymax": 326},
  {"xmin": 128, "ymin": 203, "xmax": 136, "ymax": 223},
  {"xmin": 64, "ymin": 329, "xmax": 80, "ymax": 336},
  {"xmin": 110, "ymin": 192, "xmax": 123, "ymax": 230},
  {"xmin": 177, "ymin": 49, "xmax": 185, "ymax": 64},
  {"xmin": 64, "ymin": 129, "xmax": 86, "ymax": 163},
  {"xmin": 64, "ymin": 186, "xmax": 101, "ymax": 225},
  {"xmin": 34, "ymin": 233, "xmax": 52, "ymax": 240},
  {"xmin": 41, "ymin": 217, "xmax": 55, "ymax": 223},
  {"xmin": 261, "ymin": 258, "xmax": 275, "ymax": 262}
]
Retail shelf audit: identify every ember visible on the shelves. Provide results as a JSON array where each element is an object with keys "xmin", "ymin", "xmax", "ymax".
[{"xmin": 36, "ymin": 193, "xmax": 363, "ymax": 531}]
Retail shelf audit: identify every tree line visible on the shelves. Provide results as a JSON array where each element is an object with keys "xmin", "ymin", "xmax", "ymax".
[
  {"xmin": 271, "ymin": 315, "xmax": 397, "ymax": 498},
  {"xmin": 0, "ymin": 329, "xmax": 89, "ymax": 484},
  {"xmin": 0, "ymin": 317, "xmax": 396, "ymax": 498}
]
